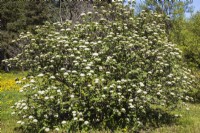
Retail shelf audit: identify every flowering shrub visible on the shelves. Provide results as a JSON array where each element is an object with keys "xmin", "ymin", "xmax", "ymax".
[{"xmin": 6, "ymin": 1, "xmax": 194, "ymax": 132}]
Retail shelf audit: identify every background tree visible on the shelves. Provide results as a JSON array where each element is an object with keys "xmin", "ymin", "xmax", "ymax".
[
  {"xmin": 140, "ymin": 0, "xmax": 193, "ymax": 17},
  {"xmin": 180, "ymin": 12, "xmax": 200, "ymax": 68},
  {"xmin": 137, "ymin": 0, "xmax": 193, "ymax": 34},
  {"xmin": 0, "ymin": 1, "xmax": 58, "ymax": 69}
]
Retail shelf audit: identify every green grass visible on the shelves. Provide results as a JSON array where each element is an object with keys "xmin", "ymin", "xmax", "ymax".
[
  {"xmin": 0, "ymin": 72, "xmax": 25, "ymax": 133},
  {"xmin": 0, "ymin": 91, "xmax": 23, "ymax": 133},
  {"xmin": 0, "ymin": 72, "xmax": 200, "ymax": 133},
  {"xmin": 0, "ymin": 71, "xmax": 26, "ymax": 80},
  {"xmin": 151, "ymin": 104, "xmax": 200, "ymax": 133}
]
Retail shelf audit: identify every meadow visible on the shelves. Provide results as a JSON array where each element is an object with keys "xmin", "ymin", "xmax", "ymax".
[{"xmin": 0, "ymin": 72, "xmax": 200, "ymax": 133}]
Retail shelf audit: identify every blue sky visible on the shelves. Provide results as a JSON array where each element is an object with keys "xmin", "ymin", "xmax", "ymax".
[
  {"xmin": 191, "ymin": 0, "xmax": 200, "ymax": 12},
  {"xmin": 132, "ymin": 0, "xmax": 200, "ymax": 18},
  {"xmin": 186, "ymin": 0, "xmax": 200, "ymax": 17}
]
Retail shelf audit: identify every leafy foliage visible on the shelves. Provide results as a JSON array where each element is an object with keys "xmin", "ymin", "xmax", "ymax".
[
  {"xmin": 181, "ymin": 12, "xmax": 200, "ymax": 69},
  {"xmin": 5, "ymin": 1, "xmax": 194, "ymax": 132},
  {"xmin": 140, "ymin": 0, "xmax": 193, "ymax": 17}
]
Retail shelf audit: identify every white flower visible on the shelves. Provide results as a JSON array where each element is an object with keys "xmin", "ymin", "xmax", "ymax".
[
  {"xmin": 29, "ymin": 116, "xmax": 34, "ymax": 119},
  {"xmin": 23, "ymin": 106, "xmax": 28, "ymax": 110},
  {"xmin": 45, "ymin": 128, "xmax": 50, "ymax": 132},
  {"xmin": 64, "ymin": 72, "xmax": 69, "ymax": 76},
  {"xmin": 79, "ymin": 118, "xmax": 84, "ymax": 121},
  {"xmin": 38, "ymin": 73, "xmax": 44, "ymax": 77},
  {"xmin": 79, "ymin": 45, "xmax": 86, "ymax": 48},
  {"xmin": 50, "ymin": 76, "xmax": 55, "ymax": 79},
  {"xmin": 106, "ymin": 71, "xmax": 111, "ymax": 74},
  {"xmin": 73, "ymin": 117, "xmax": 78, "ymax": 121},
  {"xmin": 121, "ymin": 79, "xmax": 127, "ymax": 82},
  {"xmin": 143, "ymin": 91, "xmax": 147, "ymax": 95},
  {"xmin": 139, "ymin": 82, "xmax": 145, "ymax": 87},
  {"xmin": 70, "ymin": 94, "xmax": 74, "ymax": 98},
  {"xmin": 17, "ymin": 121, "xmax": 22, "ymax": 124},
  {"xmin": 117, "ymin": 85, "xmax": 122, "ymax": 89},
  {"xmin": 30, "ymin": 79, "xmax": 35, "ymax": 83},
  {"xmin": 87, "ymin": 72, "xmax": 92, "ymax": 76},
  {"xmin": 87, "ymin": 84, "xmax": 92, "ymax": 87},
  {"xmin": 99, "ymin": 66, "xmax": 103, "ymax": 70},
  {"xmin": 117, "ymin": 93, "xmax": 122, "ymax": 96},
  {"xmin": 157, "ymin": 92, "xmax": 161, "ymax": 95},
  {"xmin": 90, "ymin": 70, "xmax": 94, "ymax": 73},
  {"xmin": 121, "ymin": 108, "xmax": 126, "ymax": 113},
  {"xmin": 80, "ymin": 13, "xmax": 86, "ymax": 16},
  {"xmin": 137, "ymin": 89, "xmax": 142, "ymax": 93},
  {"xmin": 33, "ymin": 119, "xmax": 38, "ymax": 123},
  {"xmin": 11, "ymin": 112, "xmax": 15, "ymax": 115},
  {"xmin": 175, "ymin": 114, "xmax": 179, "ymax": 117},
  {"xmin": 80, "ymin": 73, "xmax": 85, "ymax": 77},
  {"xmin": 54, "ymin": 114, "xmax": 59, "ymax": 118},
  {"xmin": 87, "ymin": 11, "xmax": 92, "ymax": 15},
  {"xmin": 62, "ymin": 121, "xmax": 67, "ymax": 124},
  {"xmin": 84, "ymin": 41, "xmax": 89, "ymax": 45},
  {"xmin": 44, "ymin": 114, "xmax": 48, "ymax": 118},
  {"xmin": 92, "ymin": 53, "xmax": 98, "ymax": 56},
  {"xmin": 45, "ymin": 96, "xmax": 49, "ymax": 100},
  {"xmin": 129, "ymin": 99, "xmax": 133, "ymax": 102},
  {"xmin": 72, "ymin": 70, "xmax": 77, "ymax": 73},
  {"xmin": 102, "ymin": 94, "xmax": 106, "ymax": 98},
  {"xmin": 167, "ymin": 81, "xmax": 172, "ymax": 85},
  {"xmin": 148, "ymin": 71, "xmax": 152, "ymax": 74},
  {"xmin": 170, "ymin": 92, "xmax": 175, "ymax": 96},
  {"xmin": 95, "ymin": 78, "xmax": 99, "ymax": 83},
  {"xmin": 85, "ymin": 66, "xmax": 91, "ymax": 69},
  {"xmin": 55, "ymin": 128, "xmax": 59, "ymax": 131},
  {"xmin": 84, "ymin": 48, "xmax": 90, "ymax": 51},
  {"xmin": 16, "ymin": 81, "xmax": 22, "ymax": 84},
  {"xmin": 38, "ymin": 90, "xmax": 45, "ymax": 95},
  {"xmin": 84, "ymin": 121, "xmax": 89, "ymax": 125},
  {"xmin": 168, "ymin": 74, "xmax": 173, "ymax": 78},
  {"xmin": 130, "ymin": 105, "xmax": 135, "ymax": 109},
  {"xmin": 157, "ymin": 84, "xmax": 162, "ymax": 87}
]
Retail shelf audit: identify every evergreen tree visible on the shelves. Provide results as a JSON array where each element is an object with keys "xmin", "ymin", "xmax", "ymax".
[{"xmin": 0, "ymin": 1, "xmax": 57, "ymax": 69}]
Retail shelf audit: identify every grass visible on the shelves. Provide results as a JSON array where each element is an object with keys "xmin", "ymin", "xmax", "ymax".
[
  {"xmin": 0, "ymin": 72, "xmax": 200, "ymax": 133},
  {"xmin": 151, "ymin": 104, "xmax": 200, "ymax": 133},
  {"xmin": 0, "ymin": 91, "xmax": 23, "ymax": 133},
  {"xmin": 0, "ymin": 71, "xmax": 25, "ymax": 133}
]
